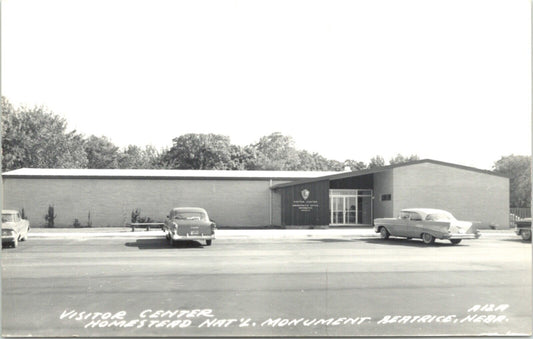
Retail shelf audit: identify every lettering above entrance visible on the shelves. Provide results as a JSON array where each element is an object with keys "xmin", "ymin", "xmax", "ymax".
[{"xmin": 293, "ymin": 188, "xmax": 318, "ymax": 212}]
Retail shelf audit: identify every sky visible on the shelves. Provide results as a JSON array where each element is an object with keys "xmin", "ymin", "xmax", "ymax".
[{"xmin": 1, "ymin": 0, "xmax": 531, "ymax": 170}]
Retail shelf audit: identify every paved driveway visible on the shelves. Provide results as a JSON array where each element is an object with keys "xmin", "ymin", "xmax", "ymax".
[{"xmin": 2, "ymin": 233, "xmax": 531, "ymax": 337}]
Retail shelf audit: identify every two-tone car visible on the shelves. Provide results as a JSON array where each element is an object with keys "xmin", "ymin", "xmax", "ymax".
[
  {"xmin": 163, "ymin": 207, "xmax": 216, "ymax": 246},
  {"xmin": 2, "ymin": 210, "xmax": 30, "ymax": 248},
  {"xmin": 374, "ymin": 208, "xmax": 480, "ymax": 245}
]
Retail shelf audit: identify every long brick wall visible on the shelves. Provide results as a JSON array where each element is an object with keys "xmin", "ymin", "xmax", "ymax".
[
  {"xmin": 392, "ymin": 163, "xmax": 509, "ymax": 228},
  {"xmin": 2, "ymin": 177, "xmax": 289, "ymax": 228}
]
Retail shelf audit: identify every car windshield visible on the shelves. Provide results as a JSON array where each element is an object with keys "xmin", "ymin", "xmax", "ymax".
[
  {"xmin": 2, "ymin": 214, "xmax": 15, "ymax": 222},
  {"xmin": 174, "ymin": 212, "xmax": 207, "ymax": 221},
  {"xmin": 426, "ymin": 213, "xmax": 455, "ymax": 221}
]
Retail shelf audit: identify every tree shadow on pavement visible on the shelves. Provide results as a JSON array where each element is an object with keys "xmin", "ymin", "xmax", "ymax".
[
  {"xmin": 125, "ymin": 238, "xmax": 203, "ymax": 249},
  {"xmin": 364, "ymin": 238, "xmax": 469, "ymax": 247}
]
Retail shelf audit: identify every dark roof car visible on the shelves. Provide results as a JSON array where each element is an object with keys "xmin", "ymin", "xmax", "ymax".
[
  {"xmin": 163, "ymin": 207, "xmax": 216, "ymax": 246},
  {"xmin": 2, "ymin": 210, "xmax": 30, "ymax": 248}
]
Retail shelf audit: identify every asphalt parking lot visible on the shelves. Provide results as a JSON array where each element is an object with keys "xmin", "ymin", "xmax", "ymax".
[{"xmin": 2, "ymin": 228, "xmax": 531, "ymax": 337}]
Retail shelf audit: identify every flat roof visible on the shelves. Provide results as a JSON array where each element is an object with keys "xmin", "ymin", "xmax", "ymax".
[
  {"xmin": 1, "ymin": 168, "xmax": 340, "ymax": 181},
  {"xmin": 271, "ymin": 159, "xmax": 508, "ymax": 189}
]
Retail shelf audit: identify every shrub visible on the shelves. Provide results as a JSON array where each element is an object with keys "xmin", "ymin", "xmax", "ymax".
[
  {"xmin": 44, "ymin": 205, "xmax": 56, "ymax": 228},
  {"xmin": 131, "ymin": 208, "xmax": 152, "ymax": 223}
]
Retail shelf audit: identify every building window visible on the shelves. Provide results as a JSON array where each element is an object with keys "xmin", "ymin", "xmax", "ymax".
[{"xmin": 381, "ymin": 194, "xmax": 392, "ymax": 201}]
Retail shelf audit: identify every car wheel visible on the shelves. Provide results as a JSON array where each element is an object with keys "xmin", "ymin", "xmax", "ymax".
[
  {"xmin": 206, "ymin": 240, "xmax": 212, "ymax": 246},
  {"xmin": 421, "ymin": 233, "xmax": 435, "ymax": 245},
  {"xmin": 521, "ymin": 230, "xmax": 532, "ymax": 241},
  {"xmin": 450, "ymin": 239, "xmax": 462, "ymax": 245},
  {"xmin": 380, "ymin": 227, "xmax": 390, "ymax": 240}
]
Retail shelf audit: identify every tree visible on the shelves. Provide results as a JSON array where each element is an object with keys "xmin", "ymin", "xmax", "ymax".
[
  {"xmin": 162, "ymin": 134, "xmax": 233, "ymax": 169},
  {"xmin": 225, "ymin": 145, "xmax": 258, "ymax": 170},
  {"xmin": 367, "ymin": 155, "xmax": 386, "ymax": 169},
  {"xmin": 118, "ymin": 145, "xmax": 162, "ymax": 169},
  {"xmin": 1, "ymin": 98, "xmax": 88, "ymax": 170},
  {"xmin": 493, "ymin": 155, "xmax": 531, "ymax": 208},
  {"xmin": 343, "ymin": 159, "xmax": 367, "ymax": 171},
  {"xmin": 327, "ymin": 159, "xmax": 345, "ymax": 171},
  {"xmin": 252, "ymin": 132, "xmax": 301, "ymax": 170},
  {"xmin": 389, "ymin": 154, "xmax": 420, "ymax": 165},
  {"xmin": 297, "ymin": 151, "xmax": 337, "ymax": 171},
  {"xmin": 84, "ymin": 135, "xmax": 120, "ymax": 169}
]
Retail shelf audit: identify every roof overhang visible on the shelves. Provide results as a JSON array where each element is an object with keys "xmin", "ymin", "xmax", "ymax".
[
  {"xmin": 270, "ymin": 159, "xmax": 508, "ymax": 190},
  {"xmin": 1, "ymin": 168, "xmax": 340, "ymax": 181}
]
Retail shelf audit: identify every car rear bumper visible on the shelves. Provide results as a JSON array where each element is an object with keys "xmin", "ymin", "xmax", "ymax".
[
  {"xmin": 170, "ymin": 232, "xmax": 215, "ymax": 241},
  {"xmin": 2, "ymin": 235, "xmax": 16, "ymax": 242},
  {"xmin": 441, "ymin": 232, "xmax": 480, "ymax": 240}
]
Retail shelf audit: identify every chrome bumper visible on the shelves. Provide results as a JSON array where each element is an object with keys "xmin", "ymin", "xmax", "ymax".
[
  {"xmin": 2, "ymin": 235, "xmax": 16, "ymax": 242},
  {"xmin": 441, "ymin": 232, "xmax": 480, "ymax": 240},
  {"xmin": 170, "ymin": 232, "xmax": 215, "ymax": 241}
]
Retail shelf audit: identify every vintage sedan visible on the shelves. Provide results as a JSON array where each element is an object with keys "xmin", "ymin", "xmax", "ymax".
[
  {"xmin": 2, "ymin": 210, "xmax": 30, "ymax": 248},
  {"xmin": 515, "ymin": 218, "xmax": 531, "ymax": 241},
  {"xmin": 374, "ymin": 208, "xmax": 480, "ymax": 245},
  {"xmin": 163, "ymin": 207, "xmax": 216, "ymax": 246}
]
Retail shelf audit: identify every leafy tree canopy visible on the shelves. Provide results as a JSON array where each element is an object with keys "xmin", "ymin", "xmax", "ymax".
[
  {"xmin": 84, "ymin": 135, "xmax": 120, "ymax": 169},
  {"xmin": 252, "ymin": 132, "xmax": 301, "ymax": 170},
  {"xmin": 493, "ymin": 155, "xmax": 531, "ymax": 208},
  {"xmin": 118, "ymin": 145, "xmax": 162, "ymax": 169},
  {"xmin": 162, "ymin": 133, "xmax": 233, "ymax": 169},
  {"xmin": 389, "ymin": 154, "xmax": 420, "ymax": 165},
  {"xmin": 343, "ymin": 159, "xmax": 367, "ymax": 171},
  {"xmin": 1, "ymin": 97, "xmax": 88, "ymax": 171},
  {"xmin": 367, "ymin": 155, "xmax": 385, "ymax": 169}
]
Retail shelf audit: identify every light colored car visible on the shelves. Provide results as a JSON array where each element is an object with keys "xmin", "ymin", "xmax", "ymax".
[
  {"xmin": 163, "ymin": 207, "xmax": 216, "ymax": 246},
  {"xmin": 2, "ymin": 210, "xmax": 30, "ymax": 248},
  {"xmin": 374, "ymin": 208, "xmax": 480, "ymax": 245},
  {"xmin": 515, "ymin": 218, "xmax": 531, "ymax": 241}
]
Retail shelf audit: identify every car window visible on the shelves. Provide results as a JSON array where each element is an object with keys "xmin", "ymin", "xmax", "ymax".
[
  {"xmin": 2, "ymin": 214, "xmax": 15, "ymax": 222},
  {"xmin": 426, "ymin": 213, "xmax": 454, "ymax": 221},
  {"xmin": 410, "ymin": 212, "xmax": 422, "ymax": 221},
  {"xmin": 174, "ymin": 212, "xmax": 207, "ymax": 221},
  {"xmin": 400, "ymin": 212, "xmax": 410, "ymax": 220}
]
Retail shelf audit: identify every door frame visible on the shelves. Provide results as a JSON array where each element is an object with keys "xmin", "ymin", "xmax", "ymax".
[{"xmin": 329, "ymin": 189, "xmax": 373, "ymax": 226}]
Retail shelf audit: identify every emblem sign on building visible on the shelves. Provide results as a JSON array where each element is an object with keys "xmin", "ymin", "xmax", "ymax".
[{"xmin": 292, "ymin": 188, "xmax": 318, "ymax": 212}]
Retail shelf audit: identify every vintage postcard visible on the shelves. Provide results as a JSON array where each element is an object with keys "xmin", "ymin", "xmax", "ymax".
[{"xmin": 1, "ymin": 0, "xmax": 531, "ymax": 337}]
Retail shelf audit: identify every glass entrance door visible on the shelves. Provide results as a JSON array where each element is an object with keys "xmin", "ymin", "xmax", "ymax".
[
  {"xmin": 330, "ymin": 189, "xmax": 373, "ymax": 226},
  {"xmin": 346, "ymin": 196, "xmax": 357, "ymax": 224},
  {"xmin": 331, "ymin": 196, "xmax": 345, "ymax": 224},
  {"xmin": 330, "ymin": 195, "xmax": 355, "ymax": 225}
]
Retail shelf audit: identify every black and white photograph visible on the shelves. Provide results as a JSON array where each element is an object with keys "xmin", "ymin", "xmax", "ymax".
[{"xmin": 1, "ymin": 0, "xmax": 531, "ymax": 337}]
